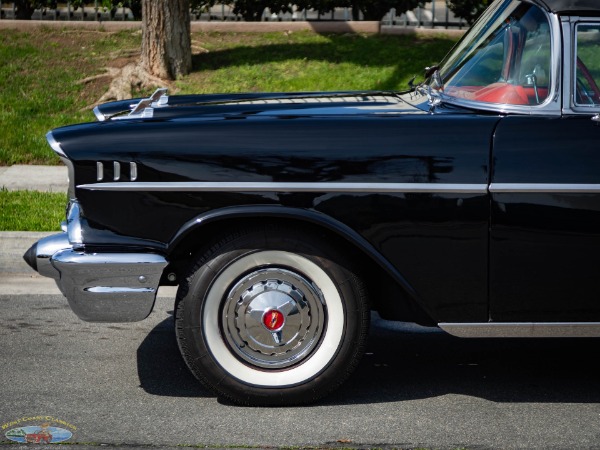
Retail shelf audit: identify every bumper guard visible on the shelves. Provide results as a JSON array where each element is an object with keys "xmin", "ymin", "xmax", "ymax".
[{"xmin": 24, "ymin": 232, "xmax": 168, "ymax": 322}]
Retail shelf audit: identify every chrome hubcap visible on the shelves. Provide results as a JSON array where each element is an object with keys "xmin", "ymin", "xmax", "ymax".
[{"xmin": 221, "ymin": 267, "xmax": 326, "ymax": 369}]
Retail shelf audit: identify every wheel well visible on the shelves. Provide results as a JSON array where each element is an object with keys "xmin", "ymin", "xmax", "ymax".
[{"xmin": 165, "ymin": 217, "xmax": 434, "ymax": 326}]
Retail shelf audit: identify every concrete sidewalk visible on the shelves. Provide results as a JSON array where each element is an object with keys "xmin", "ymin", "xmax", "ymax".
[{"xmin": 0, "ymin": 164, "xmax": 68, "ymax": 192}]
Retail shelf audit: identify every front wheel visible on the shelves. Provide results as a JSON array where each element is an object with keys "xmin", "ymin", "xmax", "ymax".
[{"xmin": 175, "ymin": 226, "xmax": 369, "ymax": 406}]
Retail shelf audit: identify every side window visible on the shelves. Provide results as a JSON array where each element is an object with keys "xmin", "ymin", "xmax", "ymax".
[{"xmin": 575, "ymin": 24, "xmax": 600, "ymax": 106}]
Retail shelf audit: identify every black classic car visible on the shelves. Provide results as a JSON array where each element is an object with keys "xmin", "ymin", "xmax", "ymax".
[{"xmin": 25, "ymin": 0, "xmax": 600, "ymax": 405}]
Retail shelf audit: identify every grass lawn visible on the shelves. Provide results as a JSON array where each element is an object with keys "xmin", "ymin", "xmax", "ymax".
[
  {"xmin": 0, "ymin": 28, "xmax": 458, "ymax": 165},
  {"xmin": 0, "ymin": 190, "xmax": 66, "ymax": 231}
]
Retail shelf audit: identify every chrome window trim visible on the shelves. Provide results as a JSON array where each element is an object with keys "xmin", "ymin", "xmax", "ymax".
[
  {"xmin": 440, "ymin": 322, "xmax": 600, "ymax": 338},
  {"xmin": 76, "ymin": 181, "xmax": 489, "ymax": 194},
  {"xmin": 566, "ymin": 17, "xmax": 600, "ymax": 114}
]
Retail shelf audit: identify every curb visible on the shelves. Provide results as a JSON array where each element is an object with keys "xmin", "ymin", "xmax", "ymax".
[{"xmin": 0, "ymin": 165, "xmax": 67, "ymax": 192}]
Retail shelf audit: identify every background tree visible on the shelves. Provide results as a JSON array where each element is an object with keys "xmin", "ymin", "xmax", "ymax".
[
  {"xmin": 13, "ymin": 0, "xmax": 141, "ymax": 20},
  {"xmin": 231, "ymin": 0, "xmax": 291, "ymax": 21},
  {"xmin": 141, "ymin": 0, "xmax": 192, "ymax": 80},
  {"xmin": 294, "ymin": 0, "xmax": 346, "ymax": 16},
  {"xmin": 447, "ymin": 0, "xmax": 490, "ymax": 25},
  {"xmin": 13, "ymin": 0, "xmax": 56, "ymax": 19},
  {"xmin": 354, "ymin": 0, "xmax": 427, "ymax": 20},
  {"xmin": 189, "ymin": 0, "xmax": 217, "ymax": 19}
]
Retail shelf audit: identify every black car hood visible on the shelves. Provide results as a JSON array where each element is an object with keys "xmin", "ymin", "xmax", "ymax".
[{"xmin": 93, "ymin": 91, "xmax": 423, "ymax": 122}]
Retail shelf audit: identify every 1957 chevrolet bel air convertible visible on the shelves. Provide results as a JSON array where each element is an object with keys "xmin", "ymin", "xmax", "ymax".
[{"xmin": 24, "ymin": 0, "xmax": 600, "ymax": 405}]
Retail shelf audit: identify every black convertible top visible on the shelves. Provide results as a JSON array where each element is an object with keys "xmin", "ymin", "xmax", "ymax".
[{"xmin": 537, "ymin": 0, "xmax": 600, "ymax": 14}]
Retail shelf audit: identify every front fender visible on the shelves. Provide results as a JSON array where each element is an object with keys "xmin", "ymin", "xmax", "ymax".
[{"xmin": 167, "ymin": 205, "xmax": 421, "ymax": 305}]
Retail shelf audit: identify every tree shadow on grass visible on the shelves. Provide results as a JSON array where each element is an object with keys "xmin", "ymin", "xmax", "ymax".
[{"xmin": 190, "ymin": 34, "xmax": 456, "ymax": 91}]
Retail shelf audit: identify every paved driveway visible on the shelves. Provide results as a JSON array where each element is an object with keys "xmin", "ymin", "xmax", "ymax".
[
  {"xmin": 2, "ymin": 233, "xmax": 600, "ymax": 449},
  {"xmin": 1, "ymin": 291, "xmax": 600, "ymax": 449}
]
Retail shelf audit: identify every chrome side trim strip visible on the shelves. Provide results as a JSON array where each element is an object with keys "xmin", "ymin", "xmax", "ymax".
[
  {"xmin": 85, "ymin": 286, "xmax": 156, "ymax": 294},
  {"xmin": 77, "ymin": 182, "xmax": 489, "ymax": 194},
  {"xmin": 77, "ymin": 181, "xmax": 600, "ymax": 195},
  {"xmin": 490, "ymin": 183, "xmax": 600, "ymax": 193},
  {"xmin": 439, "ymin": 322, "xmax": 600, "ymax": 338}
]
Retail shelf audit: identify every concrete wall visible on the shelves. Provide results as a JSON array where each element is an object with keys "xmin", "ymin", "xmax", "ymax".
[{"xmin": 0, "ymin": 19, "xmax": 464, "ymax": 37}]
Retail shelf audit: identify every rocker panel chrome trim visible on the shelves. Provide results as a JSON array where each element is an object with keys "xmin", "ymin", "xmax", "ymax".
[
  {"xmin": 490, "ymin": 183, "xmax": 600, "ymax": 193},
  {"xmin": 77, "ymin": 181, "xmax": 489, "ymax": 194},
  {"xmin": 439, "ymin": 322, "xmax": 600, "ymax": 338}
]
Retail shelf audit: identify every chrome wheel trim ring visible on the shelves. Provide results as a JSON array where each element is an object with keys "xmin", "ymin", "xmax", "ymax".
[{"xmin": 202, "ymin": 251, "xmax": 344, "ymax": 387}]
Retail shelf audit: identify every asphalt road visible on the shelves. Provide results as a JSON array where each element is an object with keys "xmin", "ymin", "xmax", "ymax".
[{"xmin": 2, "ymin": 291, "xmax": 600, "ymax": 449}]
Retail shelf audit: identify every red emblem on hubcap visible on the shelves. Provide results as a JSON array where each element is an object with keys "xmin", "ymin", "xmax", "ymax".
[{"xmin": 263, "ymin": 309, "xmax": 285, "ymax": 331}]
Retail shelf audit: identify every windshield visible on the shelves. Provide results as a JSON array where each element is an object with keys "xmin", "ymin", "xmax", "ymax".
[{"xmin": 434, "ymin": 0, "xmax": 552, "ymax": 107}]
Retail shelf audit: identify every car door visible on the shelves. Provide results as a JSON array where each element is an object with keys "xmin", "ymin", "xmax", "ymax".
[{"xmin": 489, "ymin": 19, "xmax": 600, "ymax": 322}]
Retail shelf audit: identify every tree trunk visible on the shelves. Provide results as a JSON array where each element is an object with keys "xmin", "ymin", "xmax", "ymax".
[
  {"xmin": 14, "ymin": 0, "xmax": 34, "ymax": 20},
  {"xmin": 141, "ymin": 0, "xmax": 192, "ymax": 80}
]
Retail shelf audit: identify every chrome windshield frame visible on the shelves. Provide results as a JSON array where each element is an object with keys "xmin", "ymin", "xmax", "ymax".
[{"xmin": 429, "ymin": 0, "xmax": 563, "ymax": 116}]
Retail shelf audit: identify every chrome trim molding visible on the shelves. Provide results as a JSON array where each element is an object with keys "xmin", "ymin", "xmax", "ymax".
[
  {"xmin": 130, "ymin": 162, "xmax": 138, "ymax": 181},
  {"xmin": 93, "ymin": 105, "xmax": 107, "ymax": 122},
  {"xmin": 46, "ymin": 131, "xmax": 66, "ymax": 158},
  {"xmin": 66, "ymin": 201, "xmax": 83, "ymax": 245},
  {"xmin": 78, "ymin": 181, "xmax": 600, "ymax": 195},
  {"xmin": 85, "ymin": 286, "xmax": 156, "ymax": 294},
  {"xmin": 439, "ymin": 322, "xmax": 600, "ymax": 338},
  {"xmin": 490, "ymin": 183, "xmax": 600, "ymax": 193},
  {"xmin": 77, "ymin": 181, "xmax": 489, "ymax": 194}
]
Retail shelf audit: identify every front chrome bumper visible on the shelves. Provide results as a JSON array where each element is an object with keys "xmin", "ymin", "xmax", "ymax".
[{"xmin": 24, "ymin": 232, "xmax": 168, "ymax": 322}]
